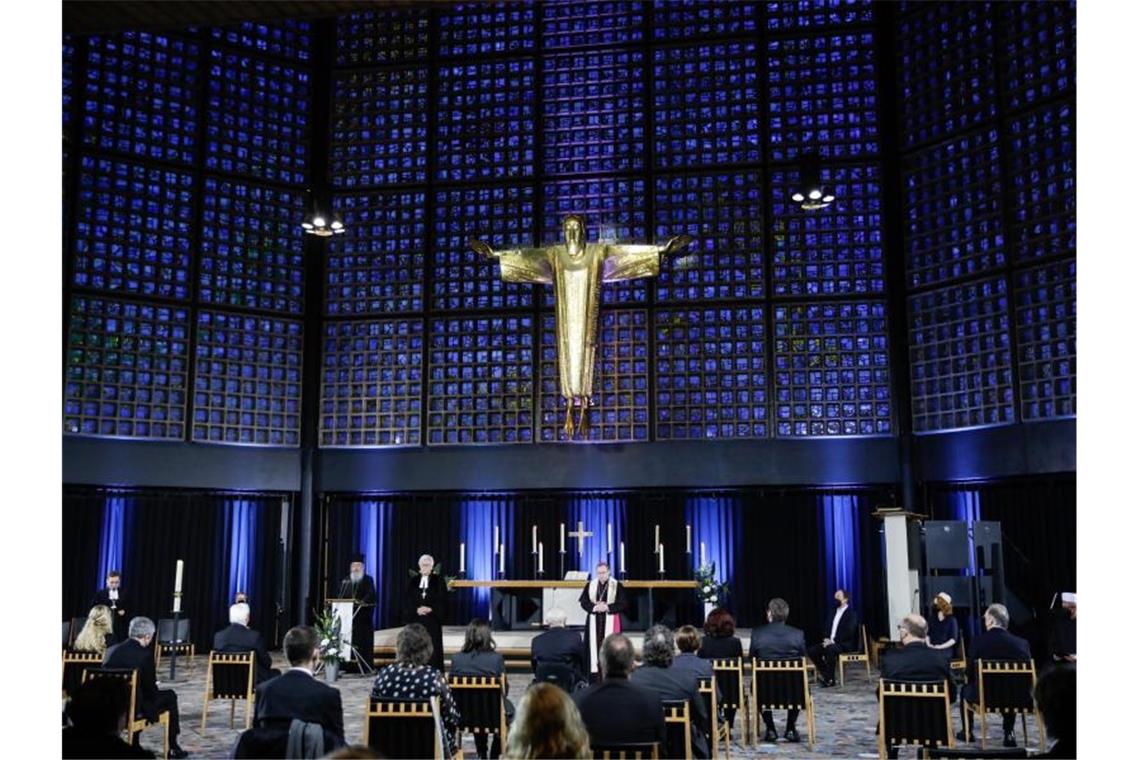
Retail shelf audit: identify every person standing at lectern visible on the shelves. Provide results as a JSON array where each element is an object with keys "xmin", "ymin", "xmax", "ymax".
[
  {"xmin": 403, "ymin": 554, "xmax": 446, "ymax": 672},
  {"xmin": 91, "ymin": 570, "xmax": 128, "ymax": 643},
  {"xmin": 578, "ymin": 560, "xmax": 626, "ymax": 679},
  {"xmin": 340, "ymin": 553, "xmax": 377, "ymax": 672}
]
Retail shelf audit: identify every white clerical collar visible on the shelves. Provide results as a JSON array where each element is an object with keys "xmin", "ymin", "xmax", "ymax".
[
  {"xmin": 419, "ymin": 575, "xmax": 429, "ymax": 589},
  {"xmin": 109, "ymin": 588, "xmax": 119, "ymax": 600}
]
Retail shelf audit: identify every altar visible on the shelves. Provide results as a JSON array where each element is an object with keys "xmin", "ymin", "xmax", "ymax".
[{"xmin": 450, "ymin": 579, "xmax": 699, "ymax": 631}]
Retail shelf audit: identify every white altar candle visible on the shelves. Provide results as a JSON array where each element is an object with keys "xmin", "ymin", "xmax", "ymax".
[
  {"xmin": 538, "ymin": 542, "xmax": 544, "ymax": 573},
  {"xmin": 654, "ymin": 525, "xmax": 660, "ymax": 551},
  {"xmin": 532, "ymin": 525, "xmax": 537, "ymax": 553},
  {"xmin": 499, "ymin": 544, "xmax": 505, "ymax": 574},
  {"xmin": 494, "ymin": 526, "xmax": 500, "ymax": 555},
  {"xmin": 174, "ymin": 559, "xmax": 184, "ymax": 592},
  {"xmin": 607, "ymin": 523, "xmax": 613, "ymax": 554},
  {"xmin": 620, "ymin": 541, "xmax": 626, "ymax": 573},
  {"xmin": 658, "ymin": 543, "xmax": 665, "ymax": 574},
  {"xmin": 459, "ymin": 542, "xmax": 466, "ymax": 573},
  {"xmin": 560, "ymin": 523, "xmax": 565, "ymax": 553},
  {"xmin": 700, "ymin": 541, "xmax": 707, "ymax": 567},
  {"xmin": 686, "ymin": 524, "xmax": 692, "ymax": 554}
]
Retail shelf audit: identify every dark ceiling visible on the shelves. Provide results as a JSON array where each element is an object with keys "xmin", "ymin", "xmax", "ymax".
[{"xmin": 63, "ymin": 1, "xmax": 416, "ymax": 35}]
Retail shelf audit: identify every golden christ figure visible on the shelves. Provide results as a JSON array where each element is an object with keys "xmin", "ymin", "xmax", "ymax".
[{"xmin": 470, "ymin": 215, "xmax": 693, "ymax": 438}]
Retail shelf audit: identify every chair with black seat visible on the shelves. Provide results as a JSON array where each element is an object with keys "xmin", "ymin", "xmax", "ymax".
[
  {"xmin": 662, "ymin": 699, "xmax": 692, "ymax": 760},
  {"xmin": 711, "ymin": 657, "xmax": 750, "ymax": 744},
  {"xmin": 961, "ymin": 660, "xmax": 1043, "ymax": 750},
  {"xmin": 154, "ymin": 618, "xmax": 194, "ymax": 670},
  {"xmin": 63, "ymin": 621, "xmax": 73, "ymax": 649},
  {"xmin": 838, "ymin": 625, "xmax": 872, "ymax": 687},
  {"xmin": 447, "ymin": 674, "xmax": 508, "ymax": 757},
  {"xmin": 923, "ymin": 747, "xmax": 1028, "ymax": 759},
  {"xmin": 62, "ymin": 650, "xmax": 103, "ymax": 699},
  {"xmin": 590, "ymin": 742, "xmax": 660, "ymax": 759},
  {"xmin": 535, "ymin": 661, "xmax": 578, "ymax": 693},
  {"xmin": 697, "ymin": 676, "xmax": 729, "ymax": 760},
  {"xmin": 878, "ymin": 678, "xmax": 953, "ymax": 760},
  {"xmin": 949, "ymin": 640, "xmax": 967, "ymax": 681},
  {"xmin": 364, "ymin": 695, "xmax": 451, "ymax": 759},
  {"xmin": 750, "ymin": 657, "xmax": 816, "ymax": 750},
  {"xmin": 201, "ymin": 651, "xmax": 256, "ymax": 731},
  {"xmin": 82, "ymin": 666, "xmax": 170, "ymax": 759},
  {"xmin": 232, "ymin": 719, "xmax": 342, "ymax": 758},
  {"xmin": 69, "ymin": 616, "xmax": 86, "ymax": 648}
]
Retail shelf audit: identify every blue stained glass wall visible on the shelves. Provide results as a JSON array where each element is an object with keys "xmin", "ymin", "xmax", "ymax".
[
  {"xmin": 335, "ymin": 8, "xmax": 431, "ymax": 66},
  {"xmin": 320, "ymin": 319, "xmax": 424, "ymax": 447},
  {"xmin": 765, "ymin": 1, "xmax": 873, "ymax": 32},
  {"xmin": 898, "ymin": 0, "xmax": 1076, "ymax": 431},
  {"xmin": 654, "ymin": 1, "xmax": 759, "ymax": 39},
  {"xmin": 541, "ymin": 1, "xmax": 644, "ymax": 49},
  {"xmin": 331, "ymin": 68, "xmax": 429, "ymax": 188},
  {"xmin": 427, "ymin": 317, "xmax": 535, "ymax": 445},
  {"xmin": 773, "ymin": 302, "xmax": 891, "ymax": 437},
  {"xmin": 63, "ymin": 34, "xmax": 75, "ymax": 130},
  {"xmin": 440, "ymin": 2, "xmax": 536, "ymax": 57},
  {"xmin": 192, "ymin": 311, "xmax": 304, "ymax": 446},
  {"xmin": 209, "ymin": 20, "xmax": 312, "ymax": 62}
]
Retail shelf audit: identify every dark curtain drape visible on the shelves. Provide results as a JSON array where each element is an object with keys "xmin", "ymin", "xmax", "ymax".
[
  {"xmin": 62, "ymin": 493, "xmax": 112, "ymax": 623},
  {"xmin": 63, "ymin": 488, "xmax": 285, "ymax": 653}
]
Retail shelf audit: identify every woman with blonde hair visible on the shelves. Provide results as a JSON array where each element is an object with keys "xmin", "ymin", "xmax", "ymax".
[
  {"xmin": 504, "ymin": 682, "xmax": 591, "ymax": 759},
  {"xmin": 73, "ymin": 605, "xmax": 115, "ymax": 656}
]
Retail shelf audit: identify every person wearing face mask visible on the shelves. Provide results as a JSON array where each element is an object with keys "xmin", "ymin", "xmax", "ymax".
[
  {"xmin": 339, "ymin": 553, "xmax": 377, "ymax": 673},
  {"xmin": 806, "ymin": 589, "xmax": 858, "ymax": 687},
  {"xmin": 404, "ymin": 553, "xmax": 446, "ymax": 672},
  {"xmin": 926, "ymin": 592, "xmax": 960, "ymax": 661}
]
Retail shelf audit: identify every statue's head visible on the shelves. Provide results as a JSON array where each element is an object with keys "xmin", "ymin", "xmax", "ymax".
[{"xmin": 561, "ymin": 214, "xmax": 585, "ymax": 250}]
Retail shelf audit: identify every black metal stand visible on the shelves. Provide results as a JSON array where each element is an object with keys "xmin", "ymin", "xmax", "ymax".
[
  {"xmin": 168, "ymin": 597, "xmax": 182, "ymax": 681},
  {"xmin": 559, "ymin": 551, "xmax": 566, "ymax": 580},
  {"xmin": 531, "ymin": 551, "xmax": 538, "ymax": 579}
]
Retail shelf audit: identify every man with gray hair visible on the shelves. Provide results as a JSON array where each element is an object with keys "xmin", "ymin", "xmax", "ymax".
[
  {"xmin": 532, "ymin": 607, "xmax": 586, "ymax": 685},
  {"xmin": 403, "ymin": 552, "xmax": 445, "ymax": 671},
  {"xmin": 631, "ymin": 625, "xmax": 710, "ymax": 758},
  {"xmin": 573, "ymin": 634, "xmax": 666, "ymax": 749},
  {"xmin": 214, "ymin": 601, "xmax": 279, "ymax": 683},
  {"xmin": 958, "ymin": 603, "xmax": 1031, "ymax": 747},
  {"xmin": 339, "ymin": 552, "xmax": 378, "ymax": 674},
  {"xmin": 879, "ymin": 614, "xmax": 955, "ymax": 759},
  {"xmin": 103, "ymin": 616, "xmax": 188, "ymax": 758}
]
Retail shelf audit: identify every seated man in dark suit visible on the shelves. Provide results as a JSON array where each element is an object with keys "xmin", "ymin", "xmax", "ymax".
[
  {"xmin": 255, "ymin": 625, "xmax": 345, "ymax": 745},
  {"xmin": 880, "ymin": 614, "xmax": 956, "ymax": 759},
  {"xmin": 958, "ymin": 603, "xmax": 1031, "ymax": 747},
  {"xmin": 672, "ymin": 625, "xmax": 713, "ymax": 681},
  {"xmin": 572, "ymin": 633, "xmax": 666, "ymax": 750},
  {"xmin": 631, "ymin": 625, "xmax": 710, "ymax": 759},
  {"xmin": 102, "ymin": 616, "xmax": 188, "ymax": 758},
  {"xmin": 748, "ymin": 597, "xmax": 807, "ymax": 743},
  {"xmin": 1033, "ymin": 664, "xmax": 1076, "ymax": 758},
  {"xmin": 531, "ymin": 607, "xmax": 586, "ymax": 687},
  {"xmin": 214, "ymin": 602, "xmax": 280, "ymax": 684},
  {"xmin": 63, "ymin": 677, "xmax": 154, "ymax": 759},
  {"xmin": 807, "ymin": 588, "xmax": 859, "ymax": 687}
]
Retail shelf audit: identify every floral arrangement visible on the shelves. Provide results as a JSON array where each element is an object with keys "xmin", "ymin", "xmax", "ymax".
[
  {"xmin": 314, "ymin": 607, "xmax": 343, "ymax": 663},
  {"xmin": 695, "ymin": 562, "xmax": 729, "ymax": 605},
  {"xmin": 408, "ymin": 562, "xmax": 458, "ymax": 592}
]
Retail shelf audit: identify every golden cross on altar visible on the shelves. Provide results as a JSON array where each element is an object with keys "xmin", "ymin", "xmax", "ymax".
[{"xmin": 567, "ymin": 521, "xmax": 593, "ymax": 557}]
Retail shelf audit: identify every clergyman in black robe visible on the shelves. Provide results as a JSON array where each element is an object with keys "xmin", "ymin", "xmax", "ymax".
[
  {"xmin": 403, "ymin": 554, "xmax": 447, "ymax": 672},
  {"xmin": 578, "ymin": 560, "xmax": 626, "ymax": 677},
  {"xmin": 338, "ymin": 554, "xmax": 377, "ymax": 672}
]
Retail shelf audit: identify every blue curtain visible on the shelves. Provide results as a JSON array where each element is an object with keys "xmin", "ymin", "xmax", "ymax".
[
  {"xmin": 225, "ymin": 499, "xmax": 259, "ymax": 604},
  {"xmin": 819, "ymin": 494, "xmax": 863, "ymax": 611},
  {"xmin": 685, "ymin": 495, "xmax": 740, "ymax": 592},
  {"xmin": 97, "ymin": 496, "xmax": 132, "ymax": 590},
  {"xmin": 566, "ymin": 495, "xmax": 626, "ymax": 574},
  {"xmin": 459, "ymin": 496, "xmax": 516, "ymax": 615},
  {"xmin": 356, "ymin": 500, "xmax": 393, "ymax": 629}
]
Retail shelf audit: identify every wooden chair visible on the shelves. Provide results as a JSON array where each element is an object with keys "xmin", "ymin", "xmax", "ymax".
[
  {"xmin": 68, "ymin": 617, "xmax": 86, "ymax": 648},
  {"xmin": 924, "ymin": 748, "xmax": 1028, "ymax": 759},
  {"xmin": 750, "ymin": 657, "xmax": 816, "ymax": 750},
  {"xmin": 698, "ymin": 676, "xmax": 729, "ymax": 760},
  {"xmin": 662, "ymin": 699, "xmax": 693, "ymax": 760},
  {"xmin": 154, "ymin": 618, "xmax": 194, "ymax": 670},
  {"xmin": 878, "ymin": 679, "xmax": 954, "ymax": 760},
  {"xmin": 62, "ymin": 650, "xmax": 103, "ymax": 699},
  {"xmin": 82, "ymin": 667, "xmax": 170, "ymax": 760},
  {"xmin": 446, "ymin": 674, "xmax": 508, "ymax": 755},
  {"xmin": 962, "ymin": 660, "xmax": 1043, "ymax": 750},
  {"xmin": 711, "ymin": 657, "xmax": 750, "ymax": 744},
  {"xmin": 949, "ymin": 640, "xmax": 967, "ymax": 679},
  {"xmin": 534, "ymin": 661, "xmax": 578, "ymax": 692},
  {"xmin": 62, "ymin": 620, "xmax": 73, "ymax": 649},
  {"xmin": 364, "ymin": 696, "xmax": 454, "ymax": 760},
  {"xmin": 201, "ymin": 651, "xmax": 256, "ymax": 732},
  {"xmin": 591, "ymin": 742, "xmax": 660, "ymax": 759},
  {"xmin": 838, "ymin": 625, "xmax": 872, "ymax": 686}
]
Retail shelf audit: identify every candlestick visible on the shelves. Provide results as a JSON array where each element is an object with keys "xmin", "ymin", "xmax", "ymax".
[
  {"xmin": 538, "ymin": 542, "xmax": 544, "ymax": 574},
  {"xmin": 658, "ymin": 543, "xmax": 665, "ymax": 574},
  {"xmin": 172, "ymin": 593, "xmax": 181, "ymax": 613},
  {"xmin": 607, "ymin": 523, "xmax": 613, "ymax": 554},
  {"xmin": 459, "ymin": 543, "xmax": 466, "ymax": 574},
  {"xmin": 654, "ymin": 525, "xmax": 660, "ymax": 551},
  {"xmin": 700, "ymin": 541, "xmax": 707, "ymax": 567},
  {"xmin": 686, "ymin": 525, "xmax": 692, "ymax": 554},
  {"xmin": 499, "ymin": 544, "xmax": 505, "ymax": 575},
  {"xmin": 532, "ymin": 525, "xmax": 537, "ymax": 553},
  {"xmin": 560, "ymin": 523, "xmax": 565, "ymax": 553},
  {"xmin": 620, "ymin": 541, "xmax": 626, "ymax": 574},
  {"xmin": 494, "ymin": 526, "xmax": 500, "ymax": 555},
  {"xmin": 174, "ymin": 559, "xmax": 184, "ymax": 593}
]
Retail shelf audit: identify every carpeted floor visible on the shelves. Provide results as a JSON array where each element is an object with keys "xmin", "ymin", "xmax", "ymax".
[{"xmin": 136, "ymin": 653, "xmax": 1044, "ymax": 759}]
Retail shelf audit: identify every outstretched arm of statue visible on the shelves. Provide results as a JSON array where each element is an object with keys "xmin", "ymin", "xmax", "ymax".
[
  {"xmin": 602, "ymin": 234, "xmax": 695, "ymax": 283},
  {"xmin": 469, "ymin": 238, "xmax": 554, "ymax": 284}
]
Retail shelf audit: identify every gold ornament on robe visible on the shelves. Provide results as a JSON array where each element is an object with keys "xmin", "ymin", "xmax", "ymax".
[{"xmin": 470, "ymin": 215, "xmax": 693, "ymax": 438}]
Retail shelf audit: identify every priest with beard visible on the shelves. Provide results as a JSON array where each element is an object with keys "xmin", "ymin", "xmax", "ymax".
[
  {"xmin": 579, "ymin": 560, "xmax": 627, "ymax": 680},
  {"xmin": 338, "ymin": 553, "xmax": 377, "ymax": 673},
  {"xmin": 403, "ymin": 554, "xmax": 447, "ymax": 672}
]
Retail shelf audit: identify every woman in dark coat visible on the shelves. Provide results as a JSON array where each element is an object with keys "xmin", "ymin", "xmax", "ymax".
[
  {"xmin": 450, "ymin": 618, "xmax": 515, "ymax": 758},
  {"xmin": 698, "ymin": 607, "xmax": 743, "ymax": 729}
]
